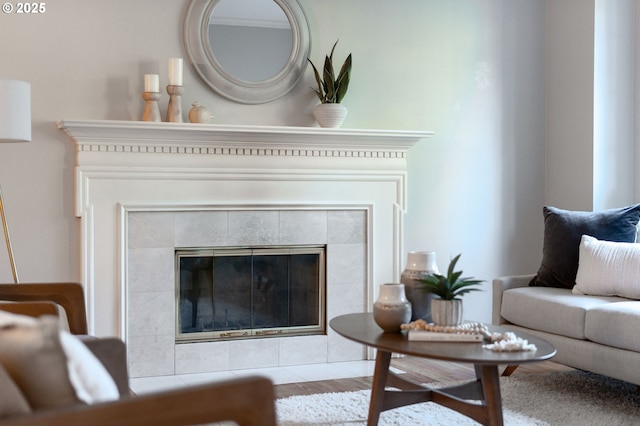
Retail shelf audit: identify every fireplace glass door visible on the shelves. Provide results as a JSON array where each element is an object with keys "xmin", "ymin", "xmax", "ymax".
[{"xmin": 176, "ymin": 246, "xmax": 325, "ymax": 342}]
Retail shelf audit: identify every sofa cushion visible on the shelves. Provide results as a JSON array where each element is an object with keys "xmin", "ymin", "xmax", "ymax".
[
  {"xmin": 0, "ymin": 312, "xmax": 80, "ymax": 410},
  {"xmin": 574, "ymin": 235, "xmax": 640, "ymax": 299},
  {"xmin": 500, "ymin": 287, "xmax": 623, "ymax": 339},
  {"xmin": 0, "ymin": 363, "xmax": 31, "ymax": 419},
  {"xmin": 585, "ymin": 301, "xmax": 640, "ymax": 352},
  {"xmin": 530, "ymin": 204, "xmax": 640, "ymax": 289}
]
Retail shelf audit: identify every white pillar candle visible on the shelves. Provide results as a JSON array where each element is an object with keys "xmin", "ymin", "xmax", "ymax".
[
  {"xmin": 168, "ymin": 58, "xmax": 183, "ymax": 86},
  {"xmin": 144, "ymin": 74, "xmax": 159, "ymax": 92}
]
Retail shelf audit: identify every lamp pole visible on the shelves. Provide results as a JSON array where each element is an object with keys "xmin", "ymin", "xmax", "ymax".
[{"xmin": 0, "ymin": 186, "xmax": 18, "ymax": 283}]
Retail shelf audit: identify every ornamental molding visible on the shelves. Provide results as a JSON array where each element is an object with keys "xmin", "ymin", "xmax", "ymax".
[{"xmin": 57, "ymin": 120, "xmax": 433, "ymax": 159}]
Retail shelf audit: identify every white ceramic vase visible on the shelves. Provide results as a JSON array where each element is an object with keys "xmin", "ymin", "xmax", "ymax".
[
  {"xmin": 401, "ymin": 251, "xmax": 439, "ymax": 322},
  {"xmin": 313, "ymin": 103, "xmax": 348, "ymax": 128},
  {"xmin": 373, "ymin": 283, "xmax": 412, "ymax": 333}
]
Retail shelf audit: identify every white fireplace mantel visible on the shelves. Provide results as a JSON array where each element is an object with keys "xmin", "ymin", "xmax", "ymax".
[
  {"xmin": 57, "ymin": 120, "xmax": 431, "ymax": 153},
  {"xmin": 57, "ymin": 120, "xmax": 433, "ymax": 345}
]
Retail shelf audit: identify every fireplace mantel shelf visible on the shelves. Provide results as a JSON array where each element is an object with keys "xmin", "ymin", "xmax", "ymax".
[{"xmin": 57, "ymin": 120, "xmax": 433, "ymax": 155}]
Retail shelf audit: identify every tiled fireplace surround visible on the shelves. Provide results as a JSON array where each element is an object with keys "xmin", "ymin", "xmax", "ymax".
[{"xmin": 58, "ymin": 120, "xmax": 431, "ymax": 378}]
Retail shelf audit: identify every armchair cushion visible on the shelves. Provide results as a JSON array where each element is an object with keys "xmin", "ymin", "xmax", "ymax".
[
  {"xmin": 0, "ymin": 312, "xmax": 80, "ymax": 410},
  {"xmin": 0, "ymin": 364, "xmax": 30, "ymax": 419},
  {"xmin": 0, "ymin": 311, "xmax": 119, "ymax": 411}
]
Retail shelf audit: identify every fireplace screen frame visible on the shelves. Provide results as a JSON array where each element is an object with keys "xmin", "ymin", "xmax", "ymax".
[{"xmin": 175, "ymin": 245, "xmax": 326, "ymax": 343}]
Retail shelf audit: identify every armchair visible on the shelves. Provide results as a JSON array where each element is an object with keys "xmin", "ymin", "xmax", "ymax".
[{"xmin": 0, "ymin": 283, "xmax": 277, "ymax": 426}]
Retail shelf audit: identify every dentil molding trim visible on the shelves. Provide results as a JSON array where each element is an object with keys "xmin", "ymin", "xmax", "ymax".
[{"xmin": 57, "ymin": 120, "xmax": 433, "ymax": 159}]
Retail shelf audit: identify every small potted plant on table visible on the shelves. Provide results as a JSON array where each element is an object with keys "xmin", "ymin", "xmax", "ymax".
[{"xmin": 417, "ymin": 254, "xmax": 483, "ymax": 326}]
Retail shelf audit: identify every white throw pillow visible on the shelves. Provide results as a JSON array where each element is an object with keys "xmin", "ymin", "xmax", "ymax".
[
  {"xmin": 574, "ymin": 235, "xmax": 640, "ymax": 299},
  {"xmin": 59, "ymin": 332, "xmax": 119, "ymax": 403}
]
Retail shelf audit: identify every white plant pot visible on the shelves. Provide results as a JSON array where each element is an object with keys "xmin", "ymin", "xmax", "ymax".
[
  {"xmin": 431, "ymin": 298, "xmax": 463, "ymax": 326},
  {"xmin": 313, "ymin": 103, "xmax": 348, "ymax": 128}
]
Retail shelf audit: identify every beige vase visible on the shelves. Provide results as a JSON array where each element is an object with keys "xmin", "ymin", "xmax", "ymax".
[
  {"xmin": 313, "ymin": 103, "xmax": 348, "ymax": 128},
  {"xmin": 431, "ymin": 298, "xmax": 463, "ymax": 326},
  {"xmin": 373, "ymin": 283, "xmax": 412, "ymax": 333}
]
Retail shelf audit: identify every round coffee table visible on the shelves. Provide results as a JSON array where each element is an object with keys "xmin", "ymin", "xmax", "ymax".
[{"xmin": 330, "ymin": 313, "xmax": 556, "ymax": 426}]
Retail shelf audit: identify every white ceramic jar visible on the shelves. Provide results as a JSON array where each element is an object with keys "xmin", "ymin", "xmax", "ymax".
[{"xmin": 373, "ymin": 283, "xmax": 411, "ymax": 332}]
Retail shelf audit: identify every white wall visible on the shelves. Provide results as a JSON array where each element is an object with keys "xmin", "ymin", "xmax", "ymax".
[
  {"xmin": 546, "ymin": 0, "xmax": 637, "ymax": 211},
  {"xmin": 594, "ymin": 0, "xmax": 635, "ymax": 210},
  {"xmin": 0, "ymin": 0, "xmax": 547, "ymax": 323},
  {"xmin": 546, "ymin": 0, "xmax": 596, "ymax": 210}
]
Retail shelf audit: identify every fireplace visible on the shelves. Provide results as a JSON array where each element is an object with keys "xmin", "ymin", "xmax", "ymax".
[
  {"xmin": 176, "ymin": 245, "xmax": 326, "ymax": 341},
  {"xmin": 57, "ymin": 120, "xmax": 431, "ymax": 377}
]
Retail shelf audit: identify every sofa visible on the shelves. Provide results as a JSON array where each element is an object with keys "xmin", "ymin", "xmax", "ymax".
[
  {"xmin": 492, "ymin": 204, "xmax": 640, "ymax": 386},
  {"xmin": 493, "ymin": 273, "xmax": 640, "ymax": 385}
]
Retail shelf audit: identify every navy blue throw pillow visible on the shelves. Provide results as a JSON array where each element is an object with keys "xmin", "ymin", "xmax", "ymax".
[{"xmin": 530, "ymin": 204, "xmax": 640, "ymax": 289}]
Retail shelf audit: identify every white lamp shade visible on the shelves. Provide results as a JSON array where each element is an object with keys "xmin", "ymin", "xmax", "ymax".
[{"xmin": 0, "ymin": 79, "xmax": 31, "ymax": 142}]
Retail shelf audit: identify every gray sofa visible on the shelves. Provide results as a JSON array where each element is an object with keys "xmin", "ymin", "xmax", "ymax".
[{"xmin": 493, "ymin": 274, "xmax": 640, "ymax": 386}]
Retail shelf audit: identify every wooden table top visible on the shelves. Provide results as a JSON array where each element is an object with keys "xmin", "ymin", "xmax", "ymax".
[{"xmin": 330, "ymin": 313, "xmax": 556, "ymax": 365}]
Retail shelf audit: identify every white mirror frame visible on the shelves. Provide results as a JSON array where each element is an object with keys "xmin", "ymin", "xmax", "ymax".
[{"xmin": 182, "ymin": 0, "xmax": 310, "ymax": 104}]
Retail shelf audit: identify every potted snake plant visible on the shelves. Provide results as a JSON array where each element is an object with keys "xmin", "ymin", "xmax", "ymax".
[
  {"xmin": 417, "ymin": 254, "xmax": 483, "ymax": 326},
  {"xmin": 307, "ymin": 40, "xmax": 352, "ymax": 128}
]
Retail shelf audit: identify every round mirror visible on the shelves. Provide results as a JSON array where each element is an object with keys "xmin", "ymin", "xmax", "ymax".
[{"xmin": 182, "ymin": 0, "xmax": 310, "ymax": 104}]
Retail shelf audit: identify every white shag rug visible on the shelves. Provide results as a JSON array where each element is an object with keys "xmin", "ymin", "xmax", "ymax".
[{"xmin": 276, "ymin": 370, "xmax": 640, "ymax": 425}]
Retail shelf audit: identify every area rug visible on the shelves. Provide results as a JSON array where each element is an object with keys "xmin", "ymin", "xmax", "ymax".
[{"xmin": 276, "ymin": 370, "xmax": 640, "ymax": 425}]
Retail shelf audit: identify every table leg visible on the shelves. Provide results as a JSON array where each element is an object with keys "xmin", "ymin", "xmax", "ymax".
[
  {"xmin": 475, "ymin": 364, "xmax": 504, "ymax": 426},
  {"xmin": 367, "ymin": 350, "xmax": 392, "ymax": 426}
]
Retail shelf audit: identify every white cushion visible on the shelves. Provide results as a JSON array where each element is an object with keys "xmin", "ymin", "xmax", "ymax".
[
  {"xmin": 59, "ymin": 331, "xmax": 119, "ymax": 403},
  {"xmin": 574, "ymin": 235, "xmax": 640, "ymax": 299}
]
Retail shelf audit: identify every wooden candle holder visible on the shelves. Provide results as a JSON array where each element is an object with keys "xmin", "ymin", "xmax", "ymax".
[
  {"xmin": 141, "ymin": 92, "xmax": 161, "ymax": 122},
  {"xmin": 166, "ymin": 85, "xmax": 184, "ymax": 123}
]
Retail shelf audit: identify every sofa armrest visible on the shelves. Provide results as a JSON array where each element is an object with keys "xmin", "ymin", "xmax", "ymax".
[
  {"xmin": 492, "ymin": 274, "xmax": 535, "ymax": 325},
  {"xmin": 1, "ymin": 376, "xmax": 276, "ymax": 426}
]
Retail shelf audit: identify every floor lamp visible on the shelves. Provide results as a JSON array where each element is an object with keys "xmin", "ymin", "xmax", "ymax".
[{"xmin": 0, "ymin": 79, "xmax": 31, "ymax": 283}]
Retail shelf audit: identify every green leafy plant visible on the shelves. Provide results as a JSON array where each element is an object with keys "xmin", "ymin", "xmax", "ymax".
[
  {"xmin": 307, "ymin": 40, "xmax": 352, "ymax": 104},
  {"xmin": 417, "ymin": 254, "xmax": 484, "ymax": 300}
]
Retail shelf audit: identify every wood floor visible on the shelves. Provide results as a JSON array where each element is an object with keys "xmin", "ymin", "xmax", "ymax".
[{"xmin": 274, "ymin": 357, "xmax": 574, "ymax": 399}]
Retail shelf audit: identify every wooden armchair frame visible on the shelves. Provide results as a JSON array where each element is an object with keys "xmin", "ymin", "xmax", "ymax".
[{"xmin": 0, "ymin": 282, "xmax": 87, "ymax": 334}]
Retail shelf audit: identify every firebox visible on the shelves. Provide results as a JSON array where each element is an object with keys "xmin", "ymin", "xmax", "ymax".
[{"xmin": 175, "ymin": 245, "xmax": 326, "ymax": 342}]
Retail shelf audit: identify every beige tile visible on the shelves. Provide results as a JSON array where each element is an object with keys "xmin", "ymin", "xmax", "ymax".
[
  {"xmin": 228, "ymin": 210, "xmax": 279, "ymax": 245},
  {"xmin": 127, "ymin": 334, "xmax": 175, "ymax": 378},
  {"xmin": 326, "ymin": 243, "xmax": 367, "ymax": 285},
  {"xmin": 128, "ymin": 212, "xmax": 175, "ymax": 248},
  {"xmin": 328, "ymin": 210, "xmax": 367, "ymax": 244},
  {"xmin": 128, "ymin": 290, "xmax": 174, "ymax": 337},
  {"xmin": 175, "ymin": 341, "xmax": 230, "ymax": 374},
  {"xmin": 128, "ymin": 247, "xmax": 174, "ymax": 293},
  {"xmin": 175, "ymin": 211, "xmax": 228, "ymax": 247},
  {"xmin": 279, "ymin": 210, "xmax": 327, "ymax": 244},
  {"xmin": 228, "ymin": 338, "xmax": 279, "ymax": 369},
  {"xmin": 278, "ymin": 335, "xmax": 328, "ymax": 366},
  {"xmin": 328, "ymin": 331, "xmax": 367, "ymax": 362}
]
